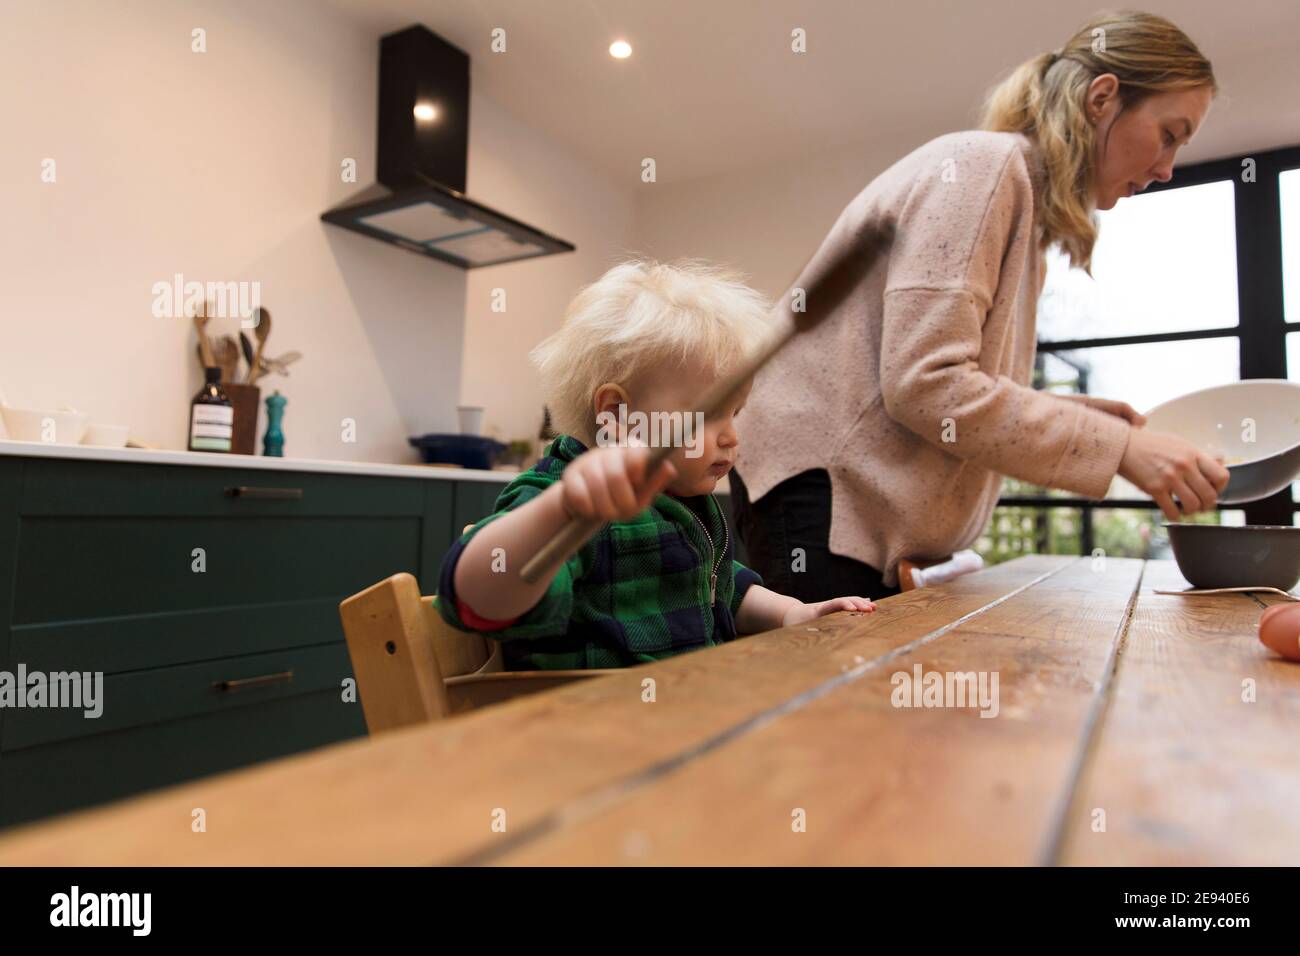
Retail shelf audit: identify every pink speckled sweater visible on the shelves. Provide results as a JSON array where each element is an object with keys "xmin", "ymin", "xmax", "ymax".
[{"xmin": 736, "ymin": 130, "xmax": 1132, "ymax": 587}]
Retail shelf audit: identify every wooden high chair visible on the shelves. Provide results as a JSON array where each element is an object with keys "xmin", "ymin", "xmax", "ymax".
[{"xmin": 339, "ymin": 528, "xmax": 620, "ymax": 734}]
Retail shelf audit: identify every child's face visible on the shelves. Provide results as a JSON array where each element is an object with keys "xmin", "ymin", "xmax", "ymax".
[{"xmin": 596, "ymin": 363, "xmax": 752, "ymax": 498}]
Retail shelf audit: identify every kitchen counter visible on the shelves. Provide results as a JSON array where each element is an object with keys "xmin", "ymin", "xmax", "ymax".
[
  {"xmin": 0, "ymin": 443, "xmax": 498, "ymax": 825},
  {"xmin": 0, "ymin": 438, "xmax": 734, "ymax": 492},
  {"xmin": 0, "ymin": 437, "xmax": 516, "ymax": 483},
  {"xmin": 0, "ymin": 437, "xmax": 746, "ymax": 828}
]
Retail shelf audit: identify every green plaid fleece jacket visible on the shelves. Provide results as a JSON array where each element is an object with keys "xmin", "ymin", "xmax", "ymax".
[{"xmin": 436, "ymin": 435, "xmax": 764, "ymax": 670}]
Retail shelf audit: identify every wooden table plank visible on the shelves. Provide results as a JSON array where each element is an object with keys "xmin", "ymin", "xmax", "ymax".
[
  {"xmin": 1060, "ymin": 560, "xmax": 1300, "ymax": 865},
  {"xmin": 0, "ymin": 556, "xmax": 1070, "ymax": 865},
  {"xmin": 489, "ymin": 557, "xmax": 1145, "ymax": 865}
]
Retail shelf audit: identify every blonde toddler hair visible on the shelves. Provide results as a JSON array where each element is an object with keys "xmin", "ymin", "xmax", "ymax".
[{"xmin": 530, "ymin": 259, "xmax": 772, "ymax": 448}]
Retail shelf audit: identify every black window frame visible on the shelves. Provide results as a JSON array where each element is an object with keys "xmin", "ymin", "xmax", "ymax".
[{"xmin": 998, "ymin": 143, "xmax": 1300, "ymax": 547}]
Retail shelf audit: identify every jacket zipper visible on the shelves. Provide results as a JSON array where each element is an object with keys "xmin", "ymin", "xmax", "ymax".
[{"xmin": 684, "ymin": 495, "xmax": 728, "ymax": 606}]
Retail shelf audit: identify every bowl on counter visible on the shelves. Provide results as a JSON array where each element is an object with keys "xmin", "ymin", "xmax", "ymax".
[
  {"xmin": 0, "ymin": 405, "xmax": 90, "ymax": 444},
  {"xmin": 1144, "ymin": 380, "xmax": 1300, "ymax": 504},
  {"xmin": 408, "ymin": 433, "xmax": 507, "ymax": 470},
  {"xmin": 82, "ymin": 423, "xmax": 130, "ymax": 448},
  {"xmin": 1164, "ymin": 523, "xmax": 1300, "ymax": 591}
]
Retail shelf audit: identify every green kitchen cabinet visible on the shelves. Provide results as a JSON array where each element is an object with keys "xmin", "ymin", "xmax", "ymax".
[
  {"xmin": 452, "ymin": 478, "xmax": 508, "ymax": 539},
  {"xmin": 0, "ymin": 451, "xmax": 508, "ymax": 831}
]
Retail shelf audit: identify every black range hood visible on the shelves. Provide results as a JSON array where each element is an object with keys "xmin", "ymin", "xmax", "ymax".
[{"xmin": 322, "ymin": 25, "xmax": 574, "ymax": 269}]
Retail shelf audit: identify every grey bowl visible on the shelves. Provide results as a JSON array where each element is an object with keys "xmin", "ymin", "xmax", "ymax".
[{"xmin": 1164, "ymin": 523, "xmax": 1300, "ymax": 590}]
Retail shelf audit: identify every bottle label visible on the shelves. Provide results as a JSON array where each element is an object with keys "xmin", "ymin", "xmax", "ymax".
[{"xmin": 191, "ymin": 405, "xmax": 233, "ymax": 451}]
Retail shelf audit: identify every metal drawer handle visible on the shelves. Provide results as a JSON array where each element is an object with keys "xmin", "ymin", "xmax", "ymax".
[
  {"xmin": 225, "ymin": 485, "xmax": 304, "ymax": 500},
  {"xmin": 213, "ymin": 670, "xmax": 294, "ymax": 692}
]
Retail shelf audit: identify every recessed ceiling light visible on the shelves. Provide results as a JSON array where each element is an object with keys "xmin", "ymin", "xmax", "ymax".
[{"xmin": 609, "ymin": 40, "xmax": 632, "ymax": 59}]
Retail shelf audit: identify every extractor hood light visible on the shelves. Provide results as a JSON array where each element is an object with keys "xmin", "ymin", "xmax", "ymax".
[
  {"xmin": 322, "ymin": 25, "xmax": 574, "ymax": 270},
  {"xmin": 609, "ymin": 40, "xmax": 632, "ymax": 59}
]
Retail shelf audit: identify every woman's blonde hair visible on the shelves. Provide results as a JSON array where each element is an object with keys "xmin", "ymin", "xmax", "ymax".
[
  {"xmin": 980, "ymin": 10, "xmax": 1216, "ymax": 271},
  {"xmin": 530, "ymin": 258, "xmax": 772, "ymax": 448}
]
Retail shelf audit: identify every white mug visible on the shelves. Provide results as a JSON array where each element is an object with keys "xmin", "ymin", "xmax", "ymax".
[{"xmin": 457, "ymin": 405, "xmax": 485, "ymax": 436}]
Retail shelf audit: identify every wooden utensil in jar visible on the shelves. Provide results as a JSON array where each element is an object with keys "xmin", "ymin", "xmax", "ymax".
[
  {"xmin": 247, "ymin": 308, "xmax": 272, "ymax": 384},
  {"xmin": 193, "ymin": 301, "xmax": 216, "ymax": 369},
  {"xmin": 214, "ymin": 336, "xmax": 241, "ymax": 384}
]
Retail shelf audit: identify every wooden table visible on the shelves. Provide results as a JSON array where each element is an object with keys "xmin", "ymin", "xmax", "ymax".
[{"xmin": 1, "ymin": 556, "xmax": 1296, "ymax": 865}]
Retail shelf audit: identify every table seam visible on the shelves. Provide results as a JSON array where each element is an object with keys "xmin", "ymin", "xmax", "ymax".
[
  {"xmin": 443, "ymin": 557, "xmax": 1079, "ymax": 866},
  {"xmin": 1036, "ymin": 557, "xmax": 1147, "ymax": 866}
]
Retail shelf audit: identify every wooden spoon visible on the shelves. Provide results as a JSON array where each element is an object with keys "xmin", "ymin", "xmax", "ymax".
[
  {"xmin": 518, "ymin": 221, "xmax": 896, "ymax": 584},
  {"xmin": 193, "ymin": 301, "xmax": 215, "ymax": 369},
  {"xmin": 214, "ymin": 336, "xmax": 241, "ymax": 384},
  {"xmin": 248, "ymin": 308, "xmax": 272, "ymax": 385},
  {"xmin": 239, "ymin": 332, "xmax": 256, "ymax": 381}
]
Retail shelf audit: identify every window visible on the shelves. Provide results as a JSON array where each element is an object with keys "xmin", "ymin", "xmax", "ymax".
[
  {"xmin": 1283, "ymin": 168, "xmax": 1300, "ymax": 323},
  {"xmin": 1036, "ymin": 180, "xmax": 1238, "ymax": 342},
  {"xmin": 1285, "ymin": 174, "xmax": 1300, "ymax": 505},
  {"xmin": 980, "ymin": 145, "xmax": 1300, "ymax": 564},
  {"xmin": 1037, "ymin": 337, "xmax": 1239, "ymax": 424}
]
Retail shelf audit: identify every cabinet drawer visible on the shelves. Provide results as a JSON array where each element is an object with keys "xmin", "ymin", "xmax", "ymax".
[
  {"xmin": 1, "ymin": 642, "xmax": 356, "ymax": 752},
  {"xmin": 453, "ymin": 480, "xmax": 509, "ymax": 535},
  {"xmin": 19, "ymin": 459, "xmax": 426, "ymax": 517},
  {"xmin": 10, "ymin": 597, "xmax": 345, "ymax": 674},
  {"xmin": 0, "ymin": 686, "xmax": 365, "ymax": 830},
  {"xmin": 12, "ymin": 514, "xmax": 421, "ymax": 626}
]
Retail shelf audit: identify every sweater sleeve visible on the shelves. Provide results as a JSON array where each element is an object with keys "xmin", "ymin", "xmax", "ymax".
[
  {"xmin": 434, "ymin": 476, "xmax": 580, "ymax": 642},
  {"xmin": 877, "ymin": 139, "xmax": 1130, "ymax": 498},
  {"xmin": 729, "ymin": 559, "xmax": 763, "ymax": 619}
]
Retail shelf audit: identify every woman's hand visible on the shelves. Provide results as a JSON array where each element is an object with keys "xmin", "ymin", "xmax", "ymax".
[
  {"xmin": 1118, "ymin": 428, "xmax": 1230, "ymax": 521},
  {"xmin": 560, "ymin": 443, "xmax": 677, "ymax": 523},
  {"xmin": 1061, "ymin": 394, "xmax": 1147, "ymax": 427},
  {"xmin": 781, "ymin": 595, "xmax": 876, "ymax": 628}
]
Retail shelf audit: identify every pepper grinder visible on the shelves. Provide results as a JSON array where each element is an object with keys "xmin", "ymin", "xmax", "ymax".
[{"xmin": 262, "ymin": 390, "xmax": 286, "ymax": 457}]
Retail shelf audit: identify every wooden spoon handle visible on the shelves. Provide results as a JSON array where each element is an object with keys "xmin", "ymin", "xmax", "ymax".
[
  {"xmin": 518, "ymin": 222, "xmax": 895, "ymax": 585},
  {"xmin": 193, "ymin": 315, "xmax": 215, "ymax": 368}
]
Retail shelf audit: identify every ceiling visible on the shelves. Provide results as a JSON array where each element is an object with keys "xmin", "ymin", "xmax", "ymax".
[{"xmin": 323, "ymin": 0, "xmax": 1300, "ymax": 185}]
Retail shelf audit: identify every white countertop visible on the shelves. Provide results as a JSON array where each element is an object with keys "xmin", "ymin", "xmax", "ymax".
[
  {"xmin": 0, "ymin": 438, "xmax": 518, "ymax": 483},
  {"xmin": 0, "ymin": 438, "xmax": 735, "ymax": 493}
]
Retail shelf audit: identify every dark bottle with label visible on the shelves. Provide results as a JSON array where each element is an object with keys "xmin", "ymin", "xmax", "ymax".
[{"xmin": 189, "ymin": 367, "xmax": 234, "ymax": 453}]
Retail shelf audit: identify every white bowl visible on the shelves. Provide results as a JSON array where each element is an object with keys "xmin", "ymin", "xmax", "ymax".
[
  {"xmin": 82, "ymin": 423, "xmax": 130, "ymax": 448},
  {"xmin": 0, "ymin": 406, "xmax": 90, "ymax": 445},
  {"xmin": 1145, "ymin": 380, "xmax": 1300, "ymax": 504}
]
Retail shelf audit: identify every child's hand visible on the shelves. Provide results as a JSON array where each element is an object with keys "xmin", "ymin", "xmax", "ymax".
[
  {"xmin": 782, "ymin": 596, "xmax": 876, "ymax": 627},
  {"xmin": 560, "ymin": 443, "xmax": 678, "ymax": 523}
]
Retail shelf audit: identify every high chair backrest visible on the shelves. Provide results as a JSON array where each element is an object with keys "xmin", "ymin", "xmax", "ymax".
[
  {"xmin": 339, "ymin": 572, "xmax": 452, "ymax": 729},
  {"xmin": 340, "ymin": 528, "xmax": 620, "ymax": 734}
]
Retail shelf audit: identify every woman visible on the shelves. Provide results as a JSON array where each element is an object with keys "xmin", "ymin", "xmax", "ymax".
[{"xmin": 732, "ymin": 11, "xmax": 1229, "ymax": 601}]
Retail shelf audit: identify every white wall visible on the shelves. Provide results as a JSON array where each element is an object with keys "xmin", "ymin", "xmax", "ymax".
[
  {"xmin": 632, "ymin": 125, "xmax": 940, "ymax": 303},
  {"xmin": 461, "ymin": 94, "xmax": 638, "ymax": 450},
  {"xmin": 0, "ymin": 0, "xmax": 636, "ymax": 463},
  {"xmin": 630, "ymin": 33, "xmax": 1300, "ymax": 304}
]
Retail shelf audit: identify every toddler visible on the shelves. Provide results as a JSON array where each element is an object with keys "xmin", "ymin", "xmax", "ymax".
[{"xmin": 437, "ymin": 259, "xmax": 875, "ymax": 669}]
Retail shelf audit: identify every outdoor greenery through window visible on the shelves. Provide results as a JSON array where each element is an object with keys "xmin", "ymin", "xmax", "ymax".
[{"xmin": 975, "ymin": 146, "xmax": 1300, "ymax": 566}]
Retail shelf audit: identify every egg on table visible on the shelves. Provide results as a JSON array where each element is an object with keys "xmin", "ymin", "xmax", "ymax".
[{"xmin": 1258, "ymin": 603, "xmax": 1300, "ymax": 661}]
